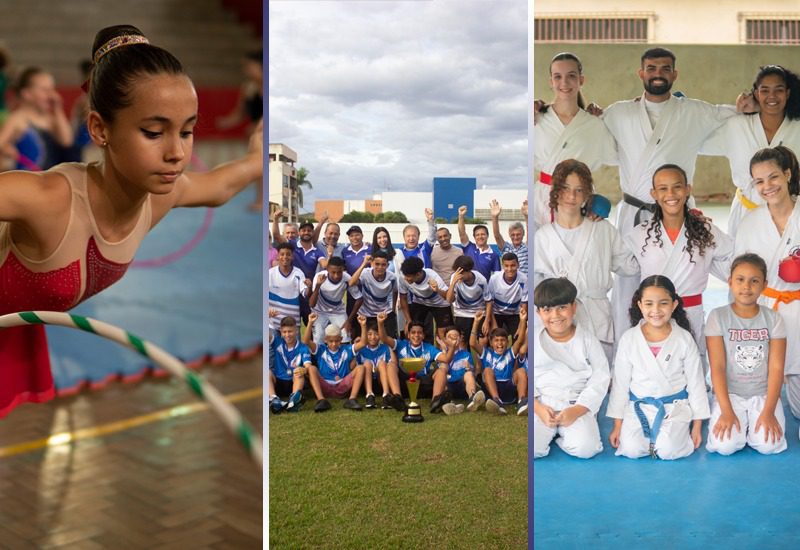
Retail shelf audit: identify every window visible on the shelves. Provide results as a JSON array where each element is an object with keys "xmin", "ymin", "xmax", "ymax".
[
  {"xmin": 743, "ymin": 14, "xmax": 800, "ymax": 44},
  {"xmin": 535, "ymin": 15, "xmax": 651, "ymax": 43}
]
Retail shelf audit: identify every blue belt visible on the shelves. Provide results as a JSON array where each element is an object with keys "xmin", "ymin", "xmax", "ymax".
[{"xmin": 629, "ymin": 388, "xmax": 689, "ymax": 458}]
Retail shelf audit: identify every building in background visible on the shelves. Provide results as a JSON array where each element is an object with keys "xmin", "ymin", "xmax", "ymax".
[
  {"xmin": 433, "ymin": 177, "xmax": 476, "ymax": 221},
  {"xmin": 268, "ymin": 143, "xmax": 299, "ymax": 221},
  {"xmin": 534, "ymin": 1, "xmax": 800, "ymax": 45}
]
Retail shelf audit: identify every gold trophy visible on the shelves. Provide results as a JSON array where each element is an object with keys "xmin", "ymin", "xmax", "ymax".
[{"xmin": 400, "ymin": 357, "xmax": 425, "ymax": 423}]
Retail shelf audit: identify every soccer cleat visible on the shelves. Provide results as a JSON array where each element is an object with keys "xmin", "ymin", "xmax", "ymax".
[
  {"xmin": 314, "ymin": 398, "xmax": 332, "ymax": 413},
  {"xmin": 343, "ymin": 398, "xmax": 363, "ymax": 411},
  {"xmin": 430, "ymin": 392, "xmax": 451, "ymax": 414},
  {"xmin": 442, "ymin": 403, "xmax": 465, "ymax": 416},
  {"xmin": 516, "ymin": 398, "xmax": 529, "ymax": 416},
  {"xmin": 381, "ymin": 394, "xmax": 393, "ymax": 409},
  {"xmin": 269, "ymin": 396, "xmax": 285, "ymax": 415},
  {"xmin": 466, "ymin": 390, "xmax": 485, "ymax": 412},
  {"xmin": 390, "ymin": 393, "xmax": 407, "ymax": 412},
  {"xmin": 365, "ymin": 394, "xmax": 377, "ymax": 409},
  {"xmin": 285, "ymin": 391, "xmax": 303, "ymax": 412}
]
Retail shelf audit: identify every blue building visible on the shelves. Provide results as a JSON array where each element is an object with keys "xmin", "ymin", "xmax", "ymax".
[{"xmin": 432, "ymin": 177, "xmax": 477, "ymax": 222}]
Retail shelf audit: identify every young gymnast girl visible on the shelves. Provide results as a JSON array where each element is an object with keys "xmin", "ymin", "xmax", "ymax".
[
  {"xmin": 705, "ymin": 253, "xmax": 787, "ymax": 455},
  {"xmin": 607, "ymin": 276, "xmax": 710, "ymax": 460},
  {"xmin": 533, "ymin": 158, "xmax": 638, "ymax": 362},
  {"xmin": 533, "ymin": 52, "xmax": 616, "ymax": 227},
  {"xmin": 626, "ymin": 164, "xmax": 733, "ymax": 361},
  {"xmin": 0, "ymin": 24, "xmax": 262, "ymax": 417},
  {"xmin": 735, "ymin": 146, "xmax": 800, "ymax": 419}
]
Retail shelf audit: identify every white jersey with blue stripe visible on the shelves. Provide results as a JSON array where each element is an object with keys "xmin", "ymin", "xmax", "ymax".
[
  {"xmin": 268, "ymin": 266, "xmax": 307, "ymax": 329},
  {"xmin": 488, "ymin": 271, "xmax": 528, "ymax": 315},
  {"xmin": 358, "ymin": 268, "xmax": 397, "ymax": 316},
  {"xmin": 449, "ymin": 271, "xmax": 491, "ymax": 318},
  {"xmin": 311, "ymin": 271, "xmax": 361, "ymax": 315},
  {"xmin": 397, "ymin": 268, "xmax": 450, "ymax": 307}
]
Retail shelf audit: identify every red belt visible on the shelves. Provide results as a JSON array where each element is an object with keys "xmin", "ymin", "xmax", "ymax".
[
  {"xmin": 681, "ymin": 294, "xmax": 703, "ymax": 308},
  {"xmin": 539, "ymin": 172, "xmax": 552, "ymax": 185}
]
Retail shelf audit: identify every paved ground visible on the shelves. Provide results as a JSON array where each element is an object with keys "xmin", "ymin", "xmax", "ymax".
[{"xmin": 0, "ymin": 355, "xmax": 263, "ymax": 549}]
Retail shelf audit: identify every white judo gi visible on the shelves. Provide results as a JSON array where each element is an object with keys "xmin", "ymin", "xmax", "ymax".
[
  {"xmin": 702, "ymin": 114, "xmax": 800, "ymax": 237},
  {"xmin": 626, "ymin": 220, "xmax": 733, "ymax": 360},
  {"xmin": 533, "ymin": 109, "xmax": 616, "ymax": 228},
  {"xmin": 533, "ymin": 324, "xmax": 610, "ymax": 459},
  {"xmin": 736, "ymin": 200, "xmax": 800, "ymax": 417},
  {"xmin": 534, "ymin": 219, "xmax": 638, "ymax": 361},
  {"xmin": 603, "ymin": 94, "xmax": 735, "ymax": 347},
  {"xmin": 607, "ymin": 320, "xmax": 710, "ymax": 460}
]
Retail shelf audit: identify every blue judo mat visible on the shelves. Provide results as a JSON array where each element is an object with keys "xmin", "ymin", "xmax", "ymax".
[
  {"xmin": 532, "ymin": 285, "xmax": 800, "ymax": 549},
  {"xmin": 45, "ymin": 191, "xmax": 262, "ymax": 392}
]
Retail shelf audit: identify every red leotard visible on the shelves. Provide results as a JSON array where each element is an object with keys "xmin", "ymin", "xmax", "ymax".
[{"xmin": 0, "ymin": 163, "xmax": 151, "ymax": 417}]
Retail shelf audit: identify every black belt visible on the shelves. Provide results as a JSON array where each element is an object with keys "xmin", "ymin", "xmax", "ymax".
[{"xmin": 622, "ymin": 193, "xmax": 657, "ymax": 227}]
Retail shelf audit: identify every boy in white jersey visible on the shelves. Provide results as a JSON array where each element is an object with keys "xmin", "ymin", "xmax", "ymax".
[
  {"xmin": 398, "ymin": 256, "xmax": 454, "ymax": 343},
  {"xmin": 355, "ymin": 314, "xmax": 406, "ymax": 411},
  {"xmin": 470, "ymin": 309, "xmax": 528, "ymax": 415},
  {"xmin": 349, "ymin": 250, "xmax": 399, "ymax": 338},
  {"xmin": 488, "ymin": 253, "xmax": 528, "ymax": 338},
  {"xmin": 309, "ymin": 255, "xmax": 369, "ymax": 343},
  {"xmin": 533, "ymin": 278, "xmax": 610, "ymax": 459},
  {"xmin": 446, "ymin": 255, "xmax": 492, "ymax": 344},
  {"xmin": 268, "ymin": 242, "xmax": 310, "ymax": 330},
  {"xmin": 303, "ymin": 314, "xmax": 366, "ymax": 412}
]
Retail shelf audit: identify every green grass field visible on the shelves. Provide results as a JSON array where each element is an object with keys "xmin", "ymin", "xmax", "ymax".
[{"xmin": 268, "ymin": 399, "xmax": 528, "ymax": 549}]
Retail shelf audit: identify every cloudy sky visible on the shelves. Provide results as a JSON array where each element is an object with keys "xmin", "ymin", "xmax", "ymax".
[{"xmin": 268, "ymin": 0, "xmax": 528, "ymax": 211}]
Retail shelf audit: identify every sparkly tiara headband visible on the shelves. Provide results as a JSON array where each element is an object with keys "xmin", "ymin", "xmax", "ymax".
[{"xmin": 93, "ymin": 34, "xmax": 149, "ymax": 64}]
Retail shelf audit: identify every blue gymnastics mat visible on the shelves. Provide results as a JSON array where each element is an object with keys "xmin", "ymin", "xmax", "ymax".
[
  {"xmin": 44, "ymin": 191, "xmax": 263, "ymax": 392},
  {"xmin": 533, "ymin": 285, "xmax": 800, "ymax": 549}
]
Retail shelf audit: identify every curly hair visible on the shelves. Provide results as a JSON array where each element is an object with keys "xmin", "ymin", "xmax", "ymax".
[
  {"xmin": 629, "ymin": 275, "xmax": 693, "ymax": 335},
  {"xmin": 640, "ymin": 164, "xmax": 715, "ymax": 264},
  {"xmin": 549, "ymin": 159, "xmax": 594, "ymax": 215},
  {"xmin": 751, "ymin": 65, "xmax": 800, "ymax": 121},
  {"xmin": 749, "ymin": 145, "xmax": 800, "ymax": 197}
]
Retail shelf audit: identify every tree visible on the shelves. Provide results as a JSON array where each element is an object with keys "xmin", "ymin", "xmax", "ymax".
[
  {"xmin": 375, "ymin": 211, "xmax": 408, "ymax": 223},
  {"xmin": 296, "ymin": 167, "xmax": 312, "ymax": 208},
  {"xmin": 339, "ymin": 211, "xmax": 376, "ymax": 223}
]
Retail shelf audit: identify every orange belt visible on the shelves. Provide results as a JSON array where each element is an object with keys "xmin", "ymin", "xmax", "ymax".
[
  {"xmin": 681, "ymin": 294, "xmax": 703, "ymax": 308},
  {"xmin": 762, "ymin": 287, "xmax": 800, "ymax": 310},
  {"xmin": 539, "ymin": 172, "xmax": 552, "ymax": 185}
]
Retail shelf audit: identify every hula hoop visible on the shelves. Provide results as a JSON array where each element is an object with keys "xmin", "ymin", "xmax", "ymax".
[
  {"xmin": 131, "ymin": 153, "xmax": 214, "ymax": 269},
  {"xmin": 0, "ymin": 311, "xmax": 263, "ymax": 468}
]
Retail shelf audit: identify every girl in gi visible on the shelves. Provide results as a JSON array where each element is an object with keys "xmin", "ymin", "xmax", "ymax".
[
  {"xmin": 702, "ymin": 65, "xmax": 800, "ymax": 238},
  {"xmin": 607, "ymin": 276, "xmax": 710, "ymax": 460},
  {"xmin": 705, "ymin": 253, "xmax": 787, "ymax": 455},
  {"xmin": 533, "ymin": 159, "xmax": 638, "ymax": 362},
  {"xmin": 735, "ymin": 146, "xmax": 800, "ymax": 418},
  {"xmin": 626, "ymin": 164, "xmax": 733, "ymax": 362},
  {"xmin": 533, "ymin": 52, "xmax": 616, "ymax": 227},
  {"xmin": 0, "ymin": 24, "xmax": 262, "ymax": 417}
]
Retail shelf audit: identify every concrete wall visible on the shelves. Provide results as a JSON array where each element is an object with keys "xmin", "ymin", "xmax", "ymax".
[
  {"xmin": 534, "ymin": 0, "xmax": 800, "ymax": 45},
  {"xmin": 534, "ymin": 43, "xmax": 800, "ymax": 201}
]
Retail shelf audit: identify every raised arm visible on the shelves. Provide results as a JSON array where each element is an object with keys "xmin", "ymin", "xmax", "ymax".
[
  {"xmin": 313, "ymin": 211, "xmax": 329, "ymax": 244},
  {"xmin": 445, "ymin": 268, "xmax": 463, "ymax": 304},
  {"xmin": 457, "ymin": 205, "xmax": 469, "ymax": 246},
  {"xmin": 308, "ymin": 272, "xmax": 326, "ymax": 308},
  {"xmin": 348, "ymin": 254, "xmax": 372, "ymax": 287},
  {"xmin": 173, "ymin": 121, "xmax": 262, "ymax": 208},
  {"xmin": 424, "ymin": 207, "xmax": 436, "ymax": 244},
  {"xmin": 303, "ymin": 312, "xmax": 318, "ymax": 354},
  {"xmin": 377, "ymin": 311, "xmax": 396, "ymax": 349},
  {"xmin": 351, "ymin": 315, "xmax": 368, "ymax": 353},
  {"xmin": 272, "ymin": 209, "xmax": 287, "ymax": 244},
  {"xmin": 470, "ymin": 311, "xmax": 486, "ymax": 355},
  {"xmin": 521, "ymin": 199, "xmax": 528, "ymax": 245},
  {"xmin": 490, "ymin": 200, "xmax": 507, "ymax": 250},
  {"xmin": 512, "ymin": 308, "xmax": 527, "ymax": 355}
]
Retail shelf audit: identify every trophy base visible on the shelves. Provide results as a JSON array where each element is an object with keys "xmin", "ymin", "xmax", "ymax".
[{"xmin": 402, "ymin": 401, "xmax": 424, "ymax": 423}]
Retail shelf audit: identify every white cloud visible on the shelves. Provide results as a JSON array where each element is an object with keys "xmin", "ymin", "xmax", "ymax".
[{"xmin": 268, "ymin": 0, "xmax": 528, "ymax": 208}]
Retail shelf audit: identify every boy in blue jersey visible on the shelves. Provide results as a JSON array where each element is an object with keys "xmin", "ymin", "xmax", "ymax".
[
  {"xmin": 268, "ymin": 317, "xmax": 312, "ymax": 414},
  {"xmin": 437, "ymin": 326, "xmax": 486, "ymax": 416},
  {"xmin": 303, "ymin": 313, "xmax": 366, "ymax": 412},
  {"xmin": 355, "ymin": 314, "xmax": 405, "ymax": 411},
  {"xmin": 470, "ymin": 309, "xmax": 528, "ymax": 415}
]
